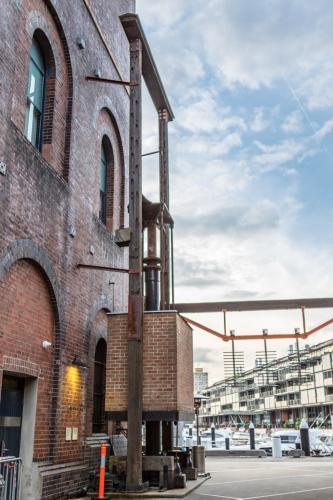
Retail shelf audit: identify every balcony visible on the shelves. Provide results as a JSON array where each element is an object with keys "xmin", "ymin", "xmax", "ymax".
[{"xmin": 288, "ymin": 399, "xmax": 301, "ymax": 405}]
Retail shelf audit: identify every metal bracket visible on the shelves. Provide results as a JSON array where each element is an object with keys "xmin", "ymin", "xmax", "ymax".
[
  {"xmin": 77, "ymin": 263, "xmax": 140, "ymax": 274},
  {"xmin": 85, "ymin": 76, "xmax": 139, "ymax": 86}
]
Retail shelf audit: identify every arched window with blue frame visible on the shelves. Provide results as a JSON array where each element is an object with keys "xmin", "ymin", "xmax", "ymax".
[
  {"xmin": 24, "ymin": 37, "xmax": 46, "ymax": 150},
  {"xmin": 99, "ymin": 142, "xmax": 108, "ymax": 224}
]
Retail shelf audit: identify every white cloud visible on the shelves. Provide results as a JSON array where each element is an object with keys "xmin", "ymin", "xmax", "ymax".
[
  {"xmin": 253, "ymin": 139, "xmax": 305, "ymax": 171},
  {"xmin": 250, "ymin": 108, "xmax": 270, "ymax": 133},
  {"xmin": 140, "ymin": 0, "xmax": 333, "ymax": 111},
  {"xmin": 138, "ymin": 0, "xmax": 333, "ymax": 381},
  {"xmin": 281, "ymin": 110, "xmax": 303, "ymax": 134},
  {"xmin": 176, "ymin": 90, "xmax": 246, "ymax": 134},
  {"xmin": 313, "ymin": 117, "xmax": 333, "ymax": 142}
]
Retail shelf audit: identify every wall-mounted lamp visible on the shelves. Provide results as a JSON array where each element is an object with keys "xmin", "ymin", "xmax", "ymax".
[
  {"xmin": 42, "ymin": 340, "xmax": 52, "ymax": 349},
  {"xmin": 72, "ymin": 355, "xmax": 88, "ymax": 369}
]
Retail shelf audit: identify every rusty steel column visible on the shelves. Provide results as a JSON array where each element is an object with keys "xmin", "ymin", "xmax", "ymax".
[
  {"xmin": 126, "ymin": 37, "xmax": 144, "ymax": 491},
  {"xmin": 159, "ymin": 108, "xmax": 170, "ymax": 309},
  {"xmin": 143, "ymin": 222, "xmax": 160, "ymax": 311}
]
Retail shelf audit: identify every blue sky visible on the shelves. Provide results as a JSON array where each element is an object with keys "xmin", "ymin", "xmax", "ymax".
[{"xmin": 138, "ymin": 0, "xmax": 333, "ymax": 382}]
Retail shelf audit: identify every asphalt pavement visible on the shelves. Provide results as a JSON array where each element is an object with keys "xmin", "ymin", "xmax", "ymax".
[{"xmin": 186, "ymin": 456, "xmax": 333, "ymax": 500}]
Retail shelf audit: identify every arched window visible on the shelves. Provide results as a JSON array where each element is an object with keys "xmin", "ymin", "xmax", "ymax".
[
  {"xmin": 99, "ymin": 143, "xmax": 107, "ymax": 224},
  {"xmin": 92, "ymin": 339, "xmax": 107, "ymax": 433},
  {"xmin": 24, "ymin": 37, "xmax": 46, "ymax": 150}
]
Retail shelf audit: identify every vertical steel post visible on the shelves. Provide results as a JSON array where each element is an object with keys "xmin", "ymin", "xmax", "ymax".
[
  {"xmin": 249, "ymin": 422, "xmax": 255, "ymax": 450},
  {"xmin": 230, "ymin": 330, "xmax": 236, "ymax": 381},
  {"xmin": 196, "ymin": 410, "xmax": 201, "ymax": 445},
  {"xmin": 144, "ymin": 222, "xmax": 160, "ymax": 311},
  {"xmin": 159, "ymin": 109, "xmax": 170, "ymax": 309},
  {"xmin": 263, "ymin": 329, "xmax": 269, "ymax": 384},
  {"xmin": 295, "ymin": 328, "xmax": 302, "ymax": 385},
  {"xmin": 300, "ymin": 419, "xmax": 310, "ymax": 456},
  {"xmin": 170, "ymin": 224, "xmax": 175, "ymax": 307},
  {"xmin": 211, "ymin": 423, "xmax": 216, "ymax": 448},
  {"xmin": 126, "ymin": 37, "xmax": 143, "ymax": 491}
]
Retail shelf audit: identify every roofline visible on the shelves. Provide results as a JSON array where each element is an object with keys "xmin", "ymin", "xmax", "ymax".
[
  {"xmin": 204, "ymin": 335, "xmax": 333, "ymax": 391},
  {"xmin": 120, "ymin": 13, "xmax": 175, "ymax": 121}
]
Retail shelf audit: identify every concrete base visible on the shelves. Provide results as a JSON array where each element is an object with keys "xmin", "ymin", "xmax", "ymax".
[
  {"xmin": 72, "ymin": 474, "xmax": 210, "ymax": 499},
  {"xmin": 205, "ymin": 449, "xmax": 266, "ymax": 457},
  {"xmin": 183, "ymin": 468, "xmax": 197, "ymax": 481}
]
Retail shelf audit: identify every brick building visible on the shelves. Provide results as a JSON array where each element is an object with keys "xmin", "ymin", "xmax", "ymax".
[
  {"xmin": 0, "ymin": 1, "xmax": 194, "ymax": 497},
  {"xmin": 0, "ymin": 0, "xmax": 126, "ymax": 497}
]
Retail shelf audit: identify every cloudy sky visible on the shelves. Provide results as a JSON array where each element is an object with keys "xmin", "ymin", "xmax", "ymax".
[{"xmin": 138, "ymin": 0, "xmax": 333, "ymax": 383}]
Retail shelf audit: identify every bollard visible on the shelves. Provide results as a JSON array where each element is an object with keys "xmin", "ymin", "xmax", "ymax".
[
  {"xmin": 192, "ymin": 446, "xmax": 205, "ymax": 474},
  {"xmin": 272, "ymin": 436, "xmax": 282, "ymax": 458},
  {"xmin": 211, "ymin": 423, "xmax": 216, "ymax": 448},
  {"xmin": 225, "ymin": 437, "xmax": 230, "ymax": 450},
  {"xmin": 98, "ymin": 443, "xmax": 107, "ymax": 499},
  {"xmin": 295, "ymin": 436, "xmax": 301, "ymax": 450},
  {"xmin": 300, "ymin": 419, "xmax": 310, "ymax": 456},
  {"xmin": 224, "ymin": 427, "xmax": 231, "ymax": 450},
  {"xmin": 249, "ymin": 422, "xmax": 255, "ymax": 450}
]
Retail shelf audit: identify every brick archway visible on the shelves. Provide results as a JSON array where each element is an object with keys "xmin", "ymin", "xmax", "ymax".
[
  {"xmin": 0, "ymin": 239, "xmax": 63, "ymax": 339},
  {"xmin": 0, "ymin": 239, "xmax": 64, "ymax": 460}
]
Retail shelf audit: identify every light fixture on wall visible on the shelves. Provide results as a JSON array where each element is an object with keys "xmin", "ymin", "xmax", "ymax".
[
  {"xmin": 72, "ymin": 355, "xmax": 88, "ymax": 369},
  {"xmin": 42, "ymin": 340, "xmax": 52, "ymax": 349}
]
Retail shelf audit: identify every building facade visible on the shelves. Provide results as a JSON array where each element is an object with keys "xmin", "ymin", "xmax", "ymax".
[
  {"xmin": 194, "ymin": 367, "xmax": 209, "ymax": 393},
  {"xmin": 0, "ymin": 0, "xmax": 134, "ymax": 497},
  {"xmin": 201, "ymin": 339, "xmax": 333, "ymax": 429}
]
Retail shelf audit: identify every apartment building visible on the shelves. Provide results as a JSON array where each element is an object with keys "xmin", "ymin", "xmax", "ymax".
[{"xmin": 200, "ymin": 338, "xmax": 333, "ymax": 428}]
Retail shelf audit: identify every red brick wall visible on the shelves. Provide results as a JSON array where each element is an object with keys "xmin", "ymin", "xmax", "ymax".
[
  {"xmin": 176, "ymin": 315, "xmax": 194, "ymax": 412},
  {"xmin": 10, "ymin": 0, "xmax": 71, "ymax": 178},
  {"xmin": 85, "ymin": 310, "xmax": 108, "ymax": 436},
  {"xmin": 96, "ymin": 109, "xmax": 125, "ymax": 231},
  {"xmin": 106, "ymin": 312, "xmax": 194, "ymax": 413},
  {"xmin": 0, "ymin": 260, "xmax": 55, "ymax": 461},
  {"xmin": 0, "ymin": 0, "xmax": 134, "ymax": 494}
]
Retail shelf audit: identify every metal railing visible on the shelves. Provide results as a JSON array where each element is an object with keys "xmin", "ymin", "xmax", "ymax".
[{"xmin": 0, "ymin": 457, "xmax": 22, "ymax": 500}]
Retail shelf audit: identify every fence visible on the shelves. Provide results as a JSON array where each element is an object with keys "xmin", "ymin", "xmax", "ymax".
[{"xmin": 0, "ymin": 457, "xmax": 22, "ymax": 500}]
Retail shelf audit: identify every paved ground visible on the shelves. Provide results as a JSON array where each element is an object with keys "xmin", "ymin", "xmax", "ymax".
[{"xmin": 186, "ymin": 456, "xmax": 333, "ymax": 500}]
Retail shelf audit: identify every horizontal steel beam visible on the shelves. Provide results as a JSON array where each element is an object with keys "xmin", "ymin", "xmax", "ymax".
[
  {"xmin": 77, "ymin": 264, "xmax": 139, "ymax": 274},
  {"xmin": 175, "ymin": 298, "xmax": 333, "ymax": 313},
  {"xmin": 181, "ymin": 315, "xmax": 333, "ymax": 342},
  {"xmin": 86, "ymin": 76, "xmax": 139, "ymax": 86}
]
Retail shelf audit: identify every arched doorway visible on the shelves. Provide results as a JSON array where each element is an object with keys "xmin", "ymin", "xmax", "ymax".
[{"xmin": 92, "ymin": 338, "xmax": 107, "ymax": 433}]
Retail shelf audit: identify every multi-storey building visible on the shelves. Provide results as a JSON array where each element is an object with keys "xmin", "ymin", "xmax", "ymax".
[
  {"xmin": 194, "ymin": 367, "xmax": 209, "ymax": 393},
  {"xmin": 0, "ymin": 1, "xmax": 134, "ymax": 497},
  {"xmin": 200, "ymin": 338, "xmax": 333, "ymax": 429}
]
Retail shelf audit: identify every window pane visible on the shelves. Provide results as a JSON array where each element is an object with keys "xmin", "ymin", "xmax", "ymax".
[
  {"xmin": 27, "ymin": 61, "xmax": 45, "ymax": 112},
  {"xmin": 24, "ymin": 37, "xmax": 45, "ymax": 149},
  {"xmin": 100, "ymin": 145, "xmax": 107, "ymax": 192},
  {"xmin": 25, "ymin": 101, "xmax": 41, "ymax": 146}
]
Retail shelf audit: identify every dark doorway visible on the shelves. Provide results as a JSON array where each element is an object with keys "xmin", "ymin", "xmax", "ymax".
[
  {"xmin": 92, "ymin": 339, "xmax": 107, "ymax": 433},
  {"xmin": 0, "ymin": 375, "xmax": 24, "ymax": 457}
]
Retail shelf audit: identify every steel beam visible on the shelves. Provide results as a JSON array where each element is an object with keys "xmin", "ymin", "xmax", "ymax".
[
  {"xmin": 159, "ymin": 109, "xmax": 170, "ymax": 309},
  {"xmin": 126, "ymin": 37, "xmax": 143, "ymax": 491},
  {"xmin": 175, "ymin": 298, "xmax": 333, "ymax": 313},
  {"xmin": 120, "ymin": 14, "xmax": 174, "ymax": 121}
]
